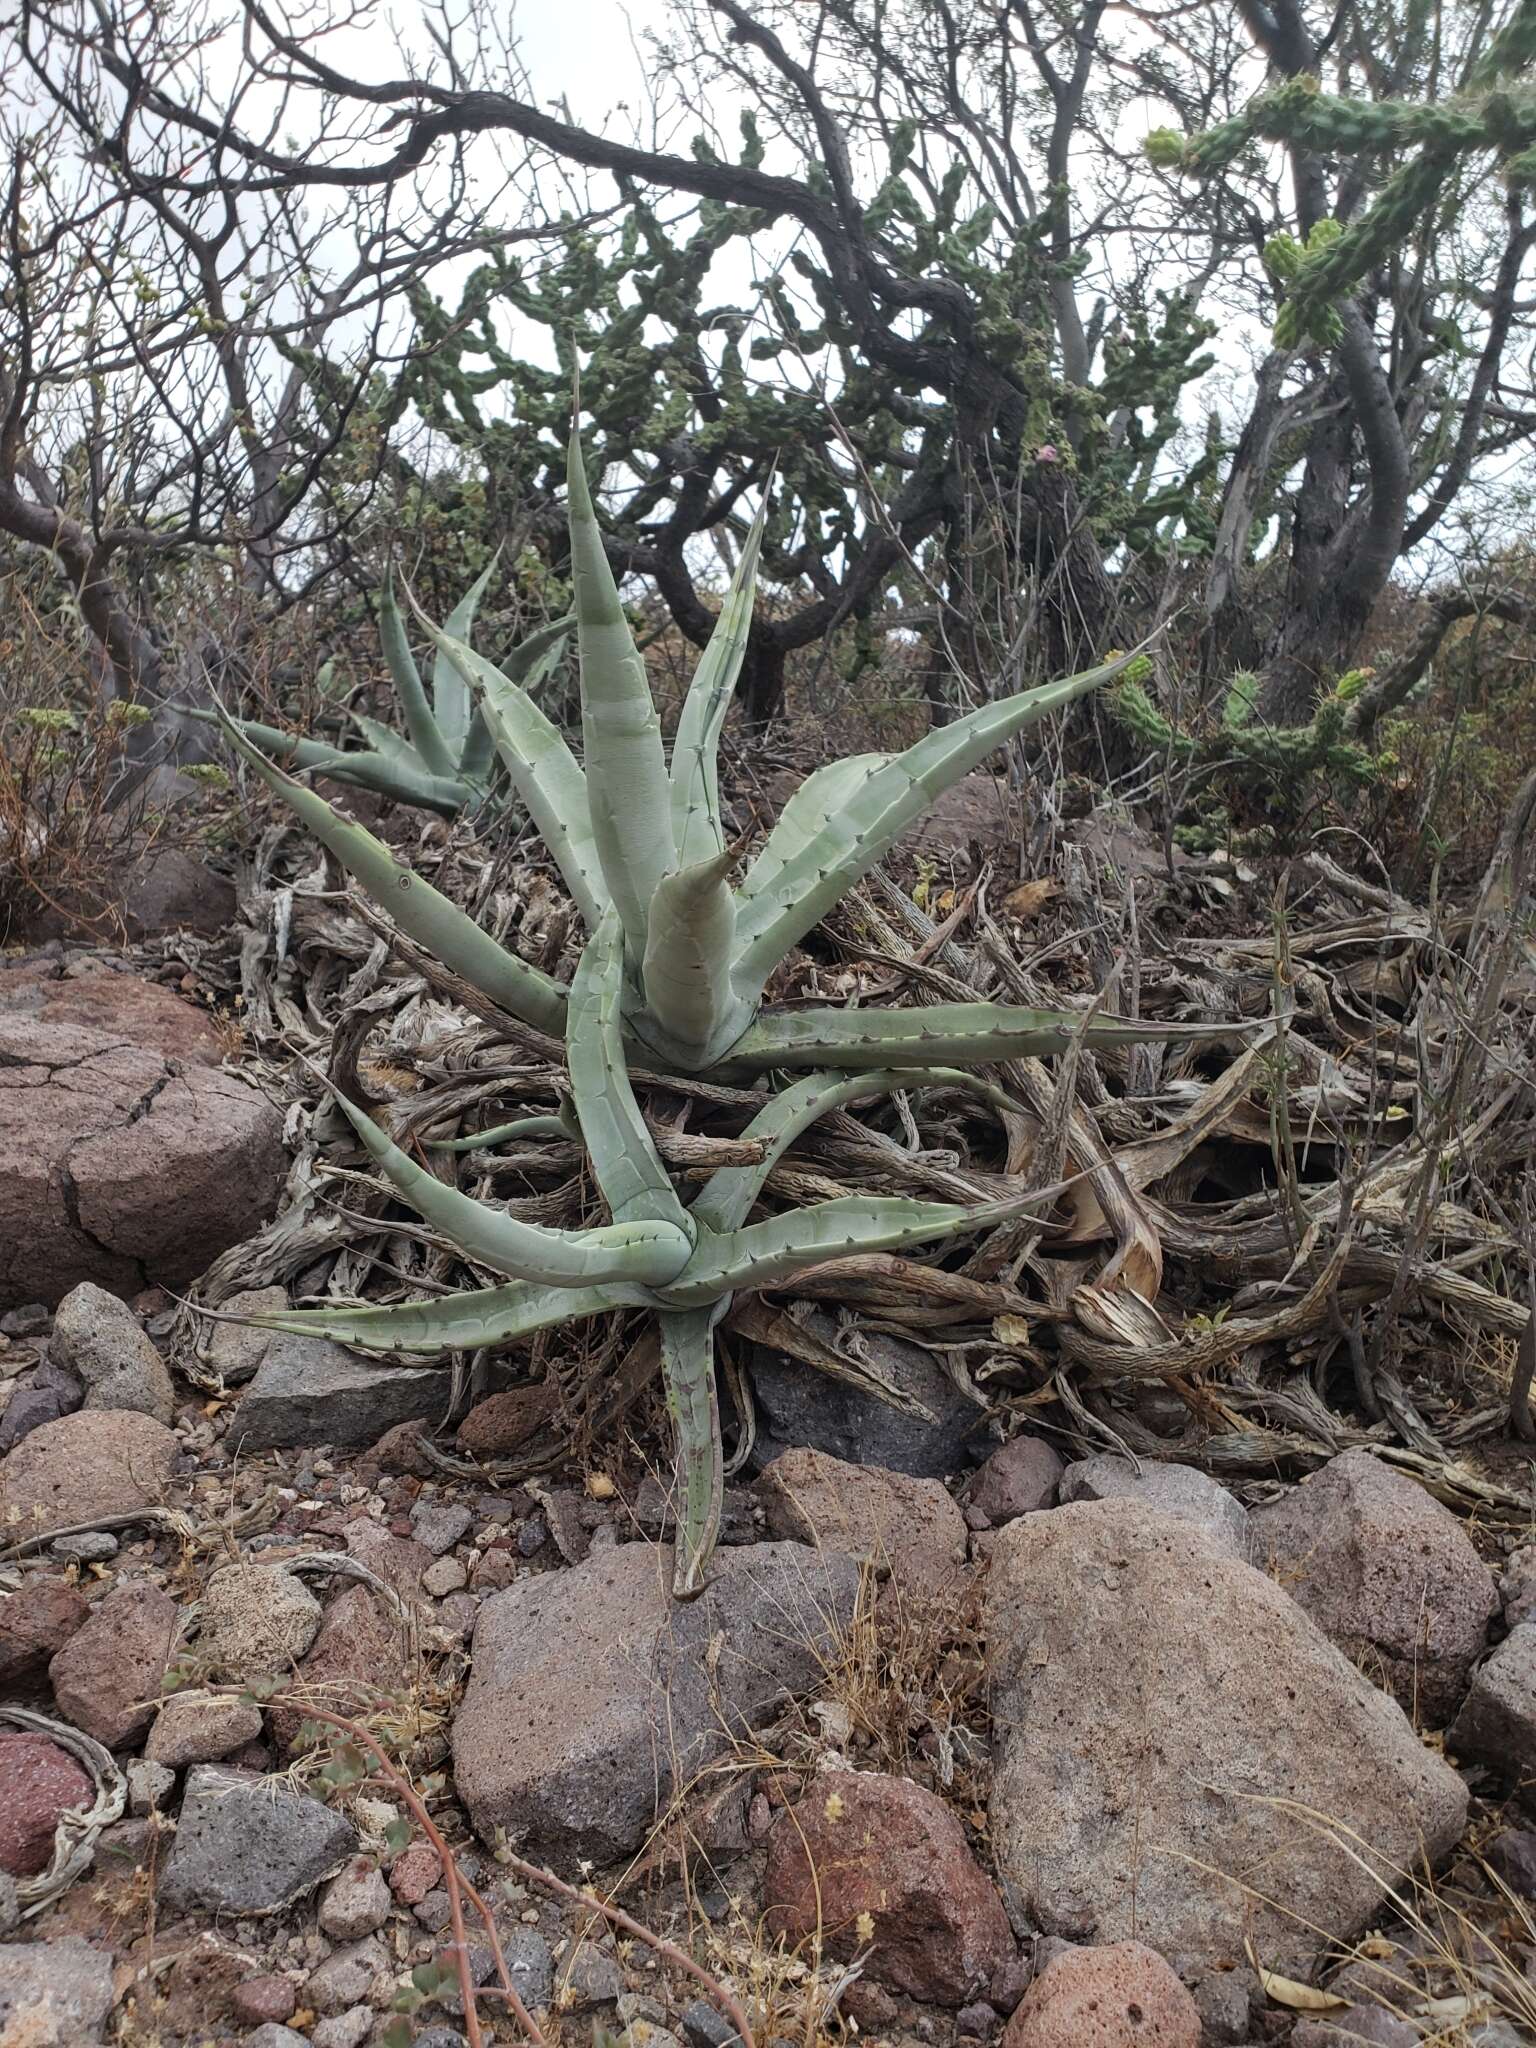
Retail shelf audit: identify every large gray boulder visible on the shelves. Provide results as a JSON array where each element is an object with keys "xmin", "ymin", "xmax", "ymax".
[
  {"xmin": 1252, "ymin": 1448, "xmax": 1498, "ymax": 1724},
  {"xmin": 454, "ymin": 1540, "xmax": 860, "ymax": 1866},
  {"xmin": 986, "ymin": 1501, "xmax": 1468, "ymax": 1974}
]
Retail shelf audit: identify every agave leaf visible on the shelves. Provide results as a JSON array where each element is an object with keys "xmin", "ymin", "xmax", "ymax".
[
  {"xmin": 433, "ymin": 1102, "xmax": 580, "ymax": 1151},
  {"xmin": 728, "ymin": 754, "xmax": 886, "ymax": 945},
  {"xmin": 638, "ymin": 846, "xmax": 753, "ymax": 1070},
  {"xmin": 335, "ymin": 759, "xmax": 477, "ymax": 817},
  {"xmin": 732, "ymin": 647, "xmax": 1149, "ymax": 993},
  {"xmin": 347, "ymin": 712, "xmax": 430, "ymax": 775},
  {"xmin": 567, "ymin": 429, "xmax": 676, "ymax": 955},
  {"xmin": 379, "ymin": 573, "xmax": 457, "ymax": 777},
  {"xmin": 194, "ymin": 710, "xmax": 360, "ymax": 779},
  {"xmin": 426, "ymin": 618, "xmax": 608, "ymax": 929},
  {"xmin": 658, "ymin": 1305, "xmax": 727, "ymax": 1598},
  {"xmin": 430, "ymin": 553, "xmax": 499, "ymax": 762},
  {"xmin": 327, "ymin": 721, "xmax": 474, "ymax": 816},
  {"xmin": 661, "ymin": 1176, "xmax": 1072, "ymax": 1306},
  {"xmin": 569, "ymin": 913, "xmax": 694, "ymax": 1236},
  {"xmin": 324, "ymin": 1079, "xmax": 694, "ymax": 1288},
  {"xmin": 669, "ymin": 498, "xmax": 768, "ymax": 870},
  {"xmin": 457, "ymin": 617, "xmax": 571, "ymax": 785},
  {"xmin": 241, "ymin": 1278, "xmax": 649, "ymax": 1354},
  {"xmin": 214, "ymin": 705, "xmax": 569, "ymax": 1036},
  {"xmin": 723, "ymin": 1000, "xmax": 1242, "ymax": 1072},
  {"xmin": 693, "ymin": 1066, "xmax": 1024, "ymax": 1234}
]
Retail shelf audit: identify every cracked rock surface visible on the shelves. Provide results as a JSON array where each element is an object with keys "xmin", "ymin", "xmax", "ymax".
[{"xmin": 0, "ymin": 960, "xmax": 286, "ymax": 1308}]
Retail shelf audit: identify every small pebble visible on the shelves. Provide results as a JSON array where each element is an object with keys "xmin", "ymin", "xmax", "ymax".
[
  {"xmin": 0, "ymin": 1305, "xmax": 49, "ymax": 1338},
  {"xmin": 681, "ymin": 1998, "xmax": 744, "ymax": 2048},
  {"xmin": 421, "ymin": 1555, "xmax": 468, "ymax": 1598},
  {"xmin": 410, "ymin": 1500, "xmax": 474, "ymax": 1555},
  {"xmin": 311, "ymin": 2006, "xmax": 373, "ymax": 2048},
  {"xmin": 414, "ymin": 1889, "xmax": 454, "ymax": 1933},
  {"xmin": 126, "ymin": 1758, "xmax": 175, "ymax": 1816}
]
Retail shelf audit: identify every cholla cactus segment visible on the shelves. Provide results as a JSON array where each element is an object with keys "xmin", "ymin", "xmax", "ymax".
[{"xmin": 1143, "ymin": 126, "xmax": 1189, "ymax": 170}]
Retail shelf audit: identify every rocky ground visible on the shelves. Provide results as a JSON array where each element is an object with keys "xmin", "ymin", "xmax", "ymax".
[{"xmin": 4, "ymin": 936, "xmax": 1536, "ymax": 2048}]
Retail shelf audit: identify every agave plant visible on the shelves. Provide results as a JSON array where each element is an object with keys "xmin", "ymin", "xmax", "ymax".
[
  {"xmin": 216, "ymin": 562, "xmax": 571, "ymax": 817},
  {"xmin": 217, "ymin": 428, "xmax": 1216, "ymax": 1079},
  {"xmin": 246, "ymin": 914, "xmax": 1083, "ymax": 1595}
]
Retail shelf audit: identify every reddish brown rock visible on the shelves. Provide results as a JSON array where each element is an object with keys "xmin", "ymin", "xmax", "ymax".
[
  {"xmin": 764, "ymin": 1769, "xmax": 1012, "ymax": 2005},
  {"xmin": 0, "ymin": 1578, "xmax": 89, "ymax": 1689},
  {"xmin": 269, "ymin": 1586, "xmax": 413, "ymax": 1750},
  {"xmin": 968, "ymin": 1436, "xmax": 1064, "ymax": 1524},
  {"xmin": 341, "ymin": 1520, "xmax": 432, "ymax": 1599},
  {"xmin": 470, "ymin": 1547, "xmax": 520, "ymax": 1595},
  {"xmin": 754, "ymin": 1447, "xmax": 968, "ymax": 1600},
  {"xmin": 230, "ymin": 1974, "xmax": 300, "ymax": 2027},
  {"xmin": 1253, "ymin": 1447, "xmax": 1498, "ymax": 1724},
  {"xmin": 0, "ymin": 962, "xmax": 285, "ymax": 1309},
  {"xmin": 368, "ymin": 1420, "xmax": 434, "ymax": 1476},
  {"xmin": 0, "ymin": 1407, "xmax": 177, "ymax": 1529},
  {"xmin": 49, "ymin": 1578, "xmax": 181, "ymax": 1747},
  {"xmin": 386, "ymin": 1840, "xmax": 441, "ymax": 1905},
  {"xmin": 19, "ymin": 845, "xmax": 236, "ymax": 946},
  {"xmin": 0, "ymin": 1730, "xmax": 95, "ymax": 1876},
  {"xmin": 456, "ymin": 1383, "xmax": 558, "ymax": 1459},
  {"xmin": 157, "ymin": 1932, "xmax": 267, "ymax": 2035},
  {"xmin": 1002, "ymin": 1942, "xmax": 1200, "ymax": 2048}
]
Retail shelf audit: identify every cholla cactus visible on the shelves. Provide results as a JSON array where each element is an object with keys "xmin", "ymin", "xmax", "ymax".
[
  {"xmin": 1157, "ymin": 45, "xmax": 1536, "ymax": 347},
  {"xmin": 218, "ymin": 564, "xmax": 571, "ymax": 817},
  {"xmin": 219, "ymin": 429, "xmax": 1211, "ymax": 1077},
  {"xmin": 1112, "ymin": 668, "xmax": 1380, "ymax": 790},
  {"xmin": 246, "ymin": 916, "xmax": 1080, "ymax": 1594}
]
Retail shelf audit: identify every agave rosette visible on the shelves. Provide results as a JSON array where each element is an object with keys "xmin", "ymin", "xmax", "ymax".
[
  {"xmin": 250, "ymin": 914, "xmax": 1079, "ymax": 1595},
  {"xmin": 218, "ymin": 427, "xmax": 1213, "ymax": 1079}
]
